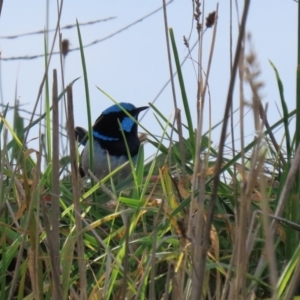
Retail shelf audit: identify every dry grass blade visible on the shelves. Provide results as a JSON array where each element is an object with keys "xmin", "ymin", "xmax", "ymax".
[
  {"xmin": 43, "ymin": 69, "xmax": 62, "ymax": 298},
  {"xmin": 66, "ymin": 83, "xmax": 87, "ymax": 299},
  {"xmin": 0, "ymin": 0, "xmax": 3, "ymax": 18}
]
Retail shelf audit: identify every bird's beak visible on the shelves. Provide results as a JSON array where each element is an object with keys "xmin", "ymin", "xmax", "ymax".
[{"xmin": 136, "ymin": 106, "xmax": 149, "ymax": 114}]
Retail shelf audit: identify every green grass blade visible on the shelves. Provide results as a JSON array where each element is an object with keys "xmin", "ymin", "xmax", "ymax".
[
  {"xmin": 275, "ymin": 243, "xmax": 300, "ymax": 296},
  {"xmin": 76, "ymin": 20, "xmax": 94, "ymax": 178},
  {"xmin": 269, "ymin": 60, "xmax": 291, "ymax": 159},
  {"xmin": 169, "ymin": 28, "xmax": 195, "ymax": 159}
]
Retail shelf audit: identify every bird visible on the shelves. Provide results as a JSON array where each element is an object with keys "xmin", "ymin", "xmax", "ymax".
[{"xmin": 75, "ymin": 102, "xmax": 148, "ymax": 180}]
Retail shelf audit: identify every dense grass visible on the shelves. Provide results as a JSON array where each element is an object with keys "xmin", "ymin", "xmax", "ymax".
[{"xmin": 0, "ymin": 1, "xmax": 300, "ymax": 299}]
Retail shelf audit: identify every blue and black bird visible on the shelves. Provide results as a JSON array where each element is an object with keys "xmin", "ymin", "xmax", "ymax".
[{"xmin": 75, "ymin": 102, "xmax": 148, "ymax": 179}]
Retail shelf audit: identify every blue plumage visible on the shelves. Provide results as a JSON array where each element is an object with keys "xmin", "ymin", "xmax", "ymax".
[
  {"xmin": 121, "ymin": 117, "xmax": 135, "ymax": 132},
  {"xmin": 75, "ymin": 102, "xmax": 148, "ymax": 179},
  {"xmin": 93, "ymin": 131, "xmax": 119, "ymax": 141},
  {"xmin": 102, "ymin": 102, "xmax": 136, "ymax": 115}
]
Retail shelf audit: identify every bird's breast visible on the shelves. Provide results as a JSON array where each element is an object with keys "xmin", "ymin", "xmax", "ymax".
[{"xmin": 81, "ymin": 139, "xmax": 134, "ymax": 179}]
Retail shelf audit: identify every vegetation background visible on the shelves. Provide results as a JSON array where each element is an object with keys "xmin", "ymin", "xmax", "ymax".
[{"xmin": 0, "ymin": 0, "xmax": 299, "ymax": 299}]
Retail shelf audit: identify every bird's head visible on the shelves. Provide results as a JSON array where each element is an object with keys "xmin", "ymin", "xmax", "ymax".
[{"xmin": 92, "ymin": 102, "xmax": 148, "ymax": 140}]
